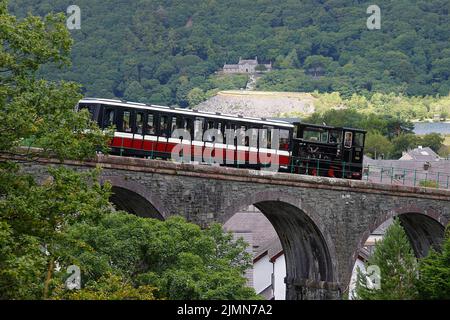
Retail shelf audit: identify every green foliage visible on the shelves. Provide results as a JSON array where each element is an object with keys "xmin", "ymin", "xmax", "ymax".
[
  {"xmin": 1, "ymin": 0, "xmax": 110, "ymax": 160},
  {"xmin": 417, "ymin": 228, "xmax": 450, "ymax": 299},
  {"xmin": 8, "ymin": 0, "xmax": 450, "ymax": 105},
  {"xmin": 53, "ymin": 214, "xmax": 259, "ymax": 300},
  {"xmin": 364, "ymin": 131, "xmax": 393, "ymax": 159},
  {"xmin": 355, "ymin": 219, "xmax": 419, "ymax": 300},
  {"xmin": 0, "ymin": 164, "xmax": 113, "ymax": 299},
  {"xmin": 420, "ymin": 133, "xmax": 445, "ymax": 153},
  {"xmin": 391, "ymin": 134, "xmax": 422, "ymax": 159},
  {"xmin": 52, "ymin": 273, "xmax": 157, "ymax": 300},
  {"xmin": 419, "ymin": 180, "xmax": 439, "ymax": 188}
]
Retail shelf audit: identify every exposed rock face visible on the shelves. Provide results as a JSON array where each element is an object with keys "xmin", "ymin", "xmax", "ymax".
[{"xmin": 196, "ymin": 90, "xmax": 316, "ymax": 118}]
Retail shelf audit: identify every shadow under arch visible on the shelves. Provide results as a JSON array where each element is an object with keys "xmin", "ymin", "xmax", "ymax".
[
  {"xmin": 223, "ymin": 191, "xmax": 339, "ymax": 300},
  {"xmin": 355, "ymin": 205, "xmax": 448, "ymax": 265},
  {"xmin": 349, "ymin": 206, "xmax": 448, "ymax": 293},
  {"xmin": 100, "ymin": 176, "xmax": 167, "ymax": 220}
]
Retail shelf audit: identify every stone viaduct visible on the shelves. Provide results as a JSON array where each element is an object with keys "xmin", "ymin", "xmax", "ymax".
[{"xmin": 17, "ymin": 155, "xmax": 450, "ymax": 300}]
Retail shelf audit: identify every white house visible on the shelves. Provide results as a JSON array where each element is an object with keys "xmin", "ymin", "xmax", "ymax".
[{"xmin": 252, "ymin": 236, "xmax": 285, "ymax": 300}]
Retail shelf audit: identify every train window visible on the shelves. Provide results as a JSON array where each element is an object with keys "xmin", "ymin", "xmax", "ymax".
[
  {"xmin": 344, "ymin": 131, "xmax": 353, "ymax": 148},
  {"xmin": 171, "ymin": 116, "xmax": 178, "ymax": 132},
  {"xmin": 238, "ymin": 125, "xmax": 246, "ymax": 146},
  {"xmin": 181, "ymin": 117, "xmax": 192, "ymax": 135},
  {"xmin": 205, "ymin": 120, "xmax": 215, "ymax": 142},
  {"xmin": 146, "ymin": 113, "xmax": 155, "ymax": 135},
  {"xmin": 261, "ymin": 126, "xmax": 273, "ymax": 149},
  {"xmin": 136, "ymin": 112, "xmax": 144, "ymax": 134},
  {"xmin": 194, "ymin": 117, "xmax": 204, "ymax": 141},
  {"xmin": 103, "ymin": 108, "xmax": 115, "ymax": 128},
  {"xmin": 217, "ymin": 122, "xmax": 223, "ymax": 136},
  {"xmin": 248, "ymin": 128, "xmax": 258, "ymax": 148},
  {"xmin": 354, "ymin": 132, "xmax": 364, "ymax": 147},
  {"xmin": 329, "ymin": 130, "xmax": 341, "ymax": 144},
  {"xmin": 321, "ymin": 131, "xmax": 329, "ymax": 143},
  {"xmin": 280, "ymin": 129, "xmax": 289, "ymax": 150},
  {"xmin": 160, "ymin": 115, "xmax": 169, "ymax": 137},
  {"xmin": 224, "ymin": 123, "xmax": 236, "ymax": 145},
  {"xmin": 78, "ymin": 104, "xmax": 97, "ymax": 119},
  {"xmin": 122, "ymin": 110, "xmax": 132, "ymax": 133}
]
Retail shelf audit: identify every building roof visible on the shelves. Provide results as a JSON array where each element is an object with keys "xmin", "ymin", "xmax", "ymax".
[
  {"xmin": 223, "ymin": 209, "xmax": 278, "ymax": 251},
  {"xmin": 223, "ymin": 64, "xmax": 239, "ymax": 69},
  {"xmin": 254, "ymin": 235, "xmax": 283, "ymax": 262},
  {"xmin": 399, "ymin": 146, "xmax": 441, "ymax": 161},
  {"xmin": 239, "ymin": 58, "xmax": 258, "ymax": 65}
]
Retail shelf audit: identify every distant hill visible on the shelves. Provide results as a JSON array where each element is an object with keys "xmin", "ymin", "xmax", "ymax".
[
  {"xmin": 197, "ymin": 91, "xmax": 315, "ymax": 118},
  {"xmin": 9, "ymin": 0, "xmax": 450, "ymax": 106}
]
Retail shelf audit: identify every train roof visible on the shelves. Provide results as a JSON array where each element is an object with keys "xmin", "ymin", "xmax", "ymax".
[
  {"xmin": 294, "ymin": 122, "xmax": 367, "ymax": 133},
  {"xmin": 80, "ymin": 98, "xmax": 294, "ymax": 128}
]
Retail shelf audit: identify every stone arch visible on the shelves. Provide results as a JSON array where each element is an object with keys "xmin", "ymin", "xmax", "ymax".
[
  {"xmin": 222, "ymin": 190, "xmax": 339, "ymax": 300},
  {"xmin": 351, "ymin": 204, "xmax": 448, "ymax": 286},
  {"xmin": 100, "ymin": 176, "xmax": 168, "ymax": 220}
]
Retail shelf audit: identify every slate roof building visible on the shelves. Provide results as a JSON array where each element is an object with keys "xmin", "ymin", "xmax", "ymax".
[
  {"xmin": 222, "ymin": 57, "xmax": 272, "ymax": 74},
  {"xmin": 399, "ymin": 146, "xmax": 441, "ymax": 161}
]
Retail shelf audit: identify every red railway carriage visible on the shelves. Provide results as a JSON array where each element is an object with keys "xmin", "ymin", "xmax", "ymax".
[
  {"xmin": 77, "ymin": 98, "xmax": 293, "ymax": 170},
  {"xmin": 77, "ymin": 98, "xmax": 365, "ymax": 179}
]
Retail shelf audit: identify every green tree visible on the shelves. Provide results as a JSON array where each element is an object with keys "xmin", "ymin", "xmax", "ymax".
[
  {"xmin": 417, "ymin": 227, "xmax": 450, "ymax": 299},
  {"xmin": 364, "ymin": 131, "xmax": 393, "ymax": 159},
  {"xmin": 304, "ymin": 55, "xmax": 334, "ymax": 77},
  {"xmin": 0, "ymin": 1, "xmax": 111, "ymax": 299},
  {"xmin": 53, "ymin": 213, "xmax": 259, "ymax": 300},
  {"xmin": 355, "ymin": 218, "xmax": 419, "ymax": 300},
  {"xmin": 421, "ymin": 133, "xmax": 444, "ymax": 153},
  {"xmin": 391, "ymin": 134, "xmax": 421, "ymax": 159},
  {"xmin": 187, "ymin": 87, "xmax": 206, "ymax": 107}
]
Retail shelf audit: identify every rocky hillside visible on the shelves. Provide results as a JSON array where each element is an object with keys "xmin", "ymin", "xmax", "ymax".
[{"xmin": 196, "ymin": 91, "xmax": 316, "ymax": 118}]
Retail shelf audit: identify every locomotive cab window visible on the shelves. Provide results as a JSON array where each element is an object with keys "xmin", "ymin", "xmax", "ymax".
[
  {"xmin": 303, "ymin": 129, "xmax": 321, "ymax": 142},
  {"xmin": 329, "ymin": 130, "xmax": 341, "ymax": 144},
  {"xmin": 354, "ymin": 132, "xmax": 365, "ymax": 147},
  {"xmin": 344, "ymin": 131, "xmax": 353, "ymax": 148}
]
